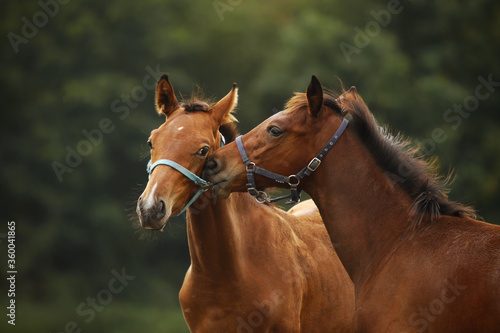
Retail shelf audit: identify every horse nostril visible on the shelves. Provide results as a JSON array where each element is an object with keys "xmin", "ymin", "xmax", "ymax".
[
  {"xmin": 202, "ymin": 158, "xmax": 219, "ymax": 179},
  {"xmin": 205, "ymin": 158, "xmax": 219, "ymax": 172},
  {"xmin": 157, "ymin": 200, "xmax": 166, "ymax": 219}
]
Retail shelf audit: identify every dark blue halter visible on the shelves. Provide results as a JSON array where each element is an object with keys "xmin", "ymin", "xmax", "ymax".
[{"xmin": 236, "ymin": 118, "xmax": 349, "ymax": 204}]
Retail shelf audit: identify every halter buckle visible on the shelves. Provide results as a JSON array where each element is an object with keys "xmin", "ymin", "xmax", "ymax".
[
  {"xmin": 307, "ymin": 157, "xmax": 321, "ymax": 172},
  {"xmin": 247, "ymin": 187, "xmax": 260, "ymax": 197}
]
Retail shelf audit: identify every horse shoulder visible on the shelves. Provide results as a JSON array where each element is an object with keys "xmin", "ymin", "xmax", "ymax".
[
  {"xmin": 354, "ymin": 216, "xmax": 500, "ymax": 332},
  {"xmin": 287, "ymin": 199, "xmax": 320, "ymax": 217},
  {"xmin": 284, "ymin": 202, "xmax": 355, "ymax": 331}
]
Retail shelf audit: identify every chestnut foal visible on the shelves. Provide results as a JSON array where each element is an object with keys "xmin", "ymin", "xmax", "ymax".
[
  {"xmin": 136, "ymin": 75, "xmax": 354, "ymax": 332},
  {"xmin": 204, "ymin": 76, "xmax": 500, "ymax": 332}
]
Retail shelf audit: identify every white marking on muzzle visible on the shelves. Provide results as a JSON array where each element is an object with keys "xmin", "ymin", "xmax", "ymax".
[{"xmin": 144, "ymin": 182, "xmax": 158, "ymax": 210}]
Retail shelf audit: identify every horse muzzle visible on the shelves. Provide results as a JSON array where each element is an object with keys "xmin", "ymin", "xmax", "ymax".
[{"xmin": 136, "ymin": 196, "xmax": 171, "ymax": 230}]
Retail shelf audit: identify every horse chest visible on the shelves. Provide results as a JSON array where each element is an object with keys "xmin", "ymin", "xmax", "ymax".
[{"xmin": 180, "ymin": 279, "xmax": 296, "ymax": 332}]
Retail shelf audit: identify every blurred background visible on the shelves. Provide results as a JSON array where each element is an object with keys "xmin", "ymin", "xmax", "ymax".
[{"xmin": 1, "ymin": 0, "xmax": 499, "ymax": 332}]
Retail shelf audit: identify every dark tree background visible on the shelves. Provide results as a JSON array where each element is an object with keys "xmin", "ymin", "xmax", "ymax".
[{"xmin": 1, "ymin": 0, "xmax": 499, "ymax": 331}]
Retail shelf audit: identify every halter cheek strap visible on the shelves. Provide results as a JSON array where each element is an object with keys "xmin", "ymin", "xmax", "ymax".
[
  {"xmin": 145, "ymin": 132, "xmax": 225, "ymax": 216},
  {"xmin": 236, "ymin": 137, "xmax": 292, "ymax": 203},
  {"xmin": 147, "ymin": 159, "xmax": 211, "ymax": 216},
  {"xmin": 237, "ymin": 118, "xmax": 349, "ymax": 204}
]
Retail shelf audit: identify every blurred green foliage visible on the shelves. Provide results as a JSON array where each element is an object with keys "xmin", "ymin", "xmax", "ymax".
[{"xmin": 1, "ymin": 0, "xmax": 499, "ymax": 331}]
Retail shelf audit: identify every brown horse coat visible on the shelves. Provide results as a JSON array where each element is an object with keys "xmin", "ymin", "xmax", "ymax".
[
  {"xmin": 204, "ymin": 75, "xmax": 500, "ymax": 332},
  {"xmin": 136, "ymin": 76, "xmax": 354, "ymax": 332}
]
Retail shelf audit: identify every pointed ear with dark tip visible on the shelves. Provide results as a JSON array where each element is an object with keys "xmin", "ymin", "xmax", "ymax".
[
  {"xmin": 211, "ymin": 83, "xmax": 238, "ymax": 125},
  {"xmin": 306, "ymin": 75, "xmax": 324, "ymax": 117},
  {"xmin": 155, "ymin": 74, "xmax": 180, "ymax": 117},
  {"xmin": 339, "ymin": 86, "xmax": 357, "ymax": 99},
  {"xmin": 336, "ymin": 85, "xmax": 358, "ymax": 108}
]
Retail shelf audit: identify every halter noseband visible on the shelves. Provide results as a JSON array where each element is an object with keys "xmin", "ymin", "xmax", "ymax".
[
  {"xmin": 236, "ymin": 118, "xmax": 349, "ymax": 204},
  {"xmin": 145, "ymin": 133, "xmax": 226, "ymax": 216},
  {"xmin": 147, "ymin": 159, "xmax": 210, "ymax": 216}
]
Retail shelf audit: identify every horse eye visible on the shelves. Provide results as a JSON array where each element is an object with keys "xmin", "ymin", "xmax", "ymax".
[
  {"xmin": 267, "ymin": 126, "xmax": 283, "ymax": 137},
  {"xmin": 196, "ymin": 146, "xmax": 210, "ymax": 157},
  {"xmin": 147, "ymin": 140, "xmax": 153, "ymax": 149}
]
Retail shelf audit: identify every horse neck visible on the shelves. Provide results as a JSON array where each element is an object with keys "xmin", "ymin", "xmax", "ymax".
[
  {"xmin": 305, "ymin": 129, "xmax": 413, "ymax": 287},
  {"xmin": 185, "ymin": 191, "xmax": 258, "ymax": 279}
]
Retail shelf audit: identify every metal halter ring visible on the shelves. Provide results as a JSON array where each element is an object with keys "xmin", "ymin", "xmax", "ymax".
[
  {"xmin": 235, "ymin": 118, "xmax": 349, "ymax": 205},
  {"xmin": 287, "ymin": 175, "xmax": 300, "ymax": 186},
  {"xmin": 201, "ymin": 183, "xmax": 213, "ymax": 191},
  {"xmin": 255, "ymin": 191, "xmax": 270, "ymax": 203},
  {"xmin": 246, "ymin": 162, "xmax": 256, "ymax": 172}
]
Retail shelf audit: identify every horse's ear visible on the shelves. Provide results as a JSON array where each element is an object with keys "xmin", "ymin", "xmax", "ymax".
[
  {"xmin": 155, "ymin": 74, "xmax": 179, "ymax": 117},
  {"xmin": 306, "ymin": 75, "xmax": 324, "ymax": 117},
  {"xmin": 336, "ymin": 86, "xmax": 358, "ymax": 110},
  {"xmin": 211, "ymin": 83, "xmax": 238, "ymax": 124},
  {"xmin": 339, "ymin": 86, "xmax": 357, "ymax": 99}
]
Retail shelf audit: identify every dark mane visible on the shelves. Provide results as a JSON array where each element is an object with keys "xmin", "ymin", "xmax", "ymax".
[
  {"xmin": 219, "ymin": 122, "xmax": 238, "ymax": 143},
  {"xmin": 180, "ymin": 94, "xmax": 238, "ymax": 143},
  {"xmin": 180, "ymin": 101, "xmax": 212, "ymax": 112},
  {"xmin": 180, "ymin": 88, "xmax": 214, "ymax": 112},
  {"xmin": 340, "ymin": 91, "xmax": 476, "ymax": 225},
  {"xmin": 285, "ymin": 91, "xmax": 344, "ymax": 115},
  {"xmin": 286, "ymin": 90, "xmax": 476, "ymax": 226}
]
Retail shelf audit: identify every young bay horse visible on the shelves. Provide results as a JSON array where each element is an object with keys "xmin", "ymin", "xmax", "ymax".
[
  {"xmin": 203, "ymin": 75, "xmax": 500, "ymax": 332},
  {"xmin": 135, "ymin": 75, "xmax": 354, "ymax": 332}
]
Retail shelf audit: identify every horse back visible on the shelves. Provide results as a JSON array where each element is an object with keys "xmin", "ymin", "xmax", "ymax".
[{"xmin": 354, "ymin": 216, "xmax": 500, "ymax": 332}]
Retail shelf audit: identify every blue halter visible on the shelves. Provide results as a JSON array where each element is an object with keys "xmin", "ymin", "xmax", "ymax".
[{"xmin": 145, "ymin": 133, "xmax": 225, "ymax": 216}]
